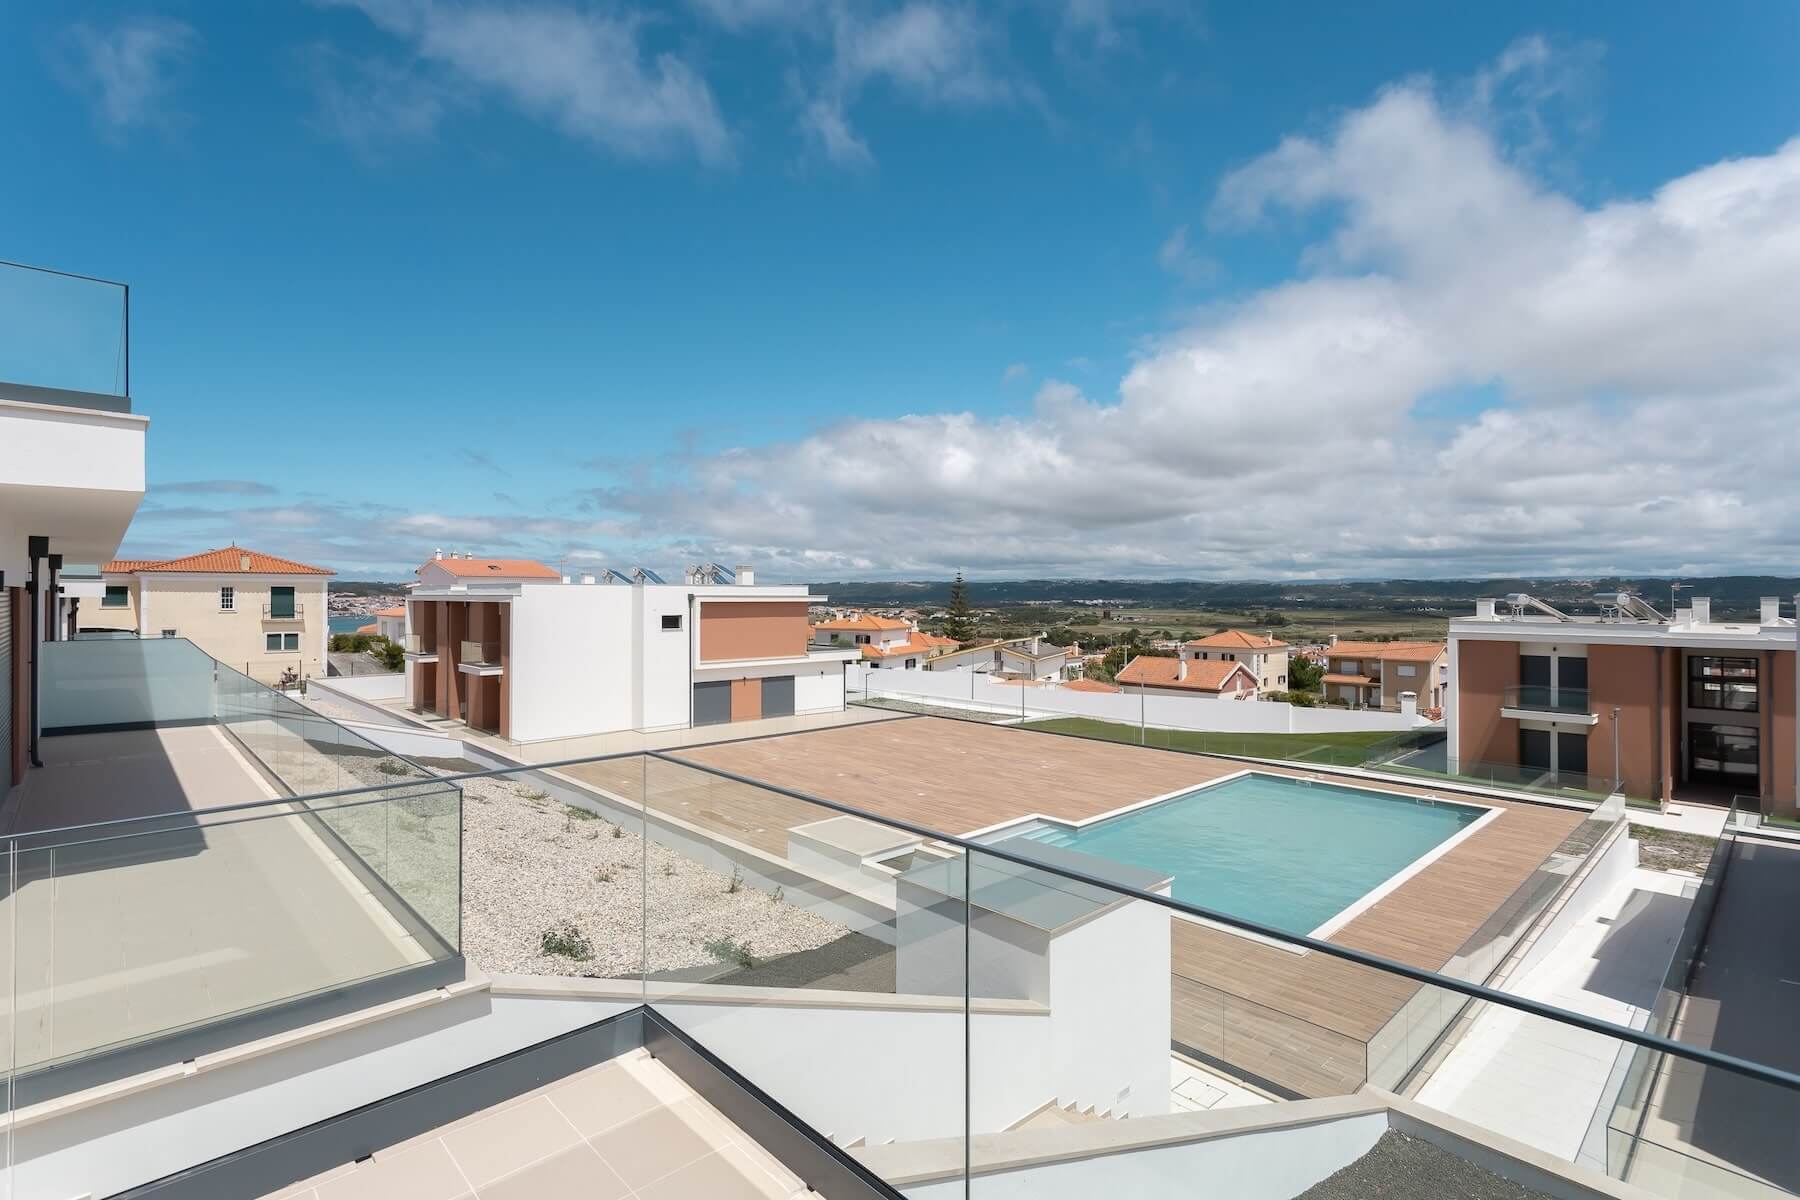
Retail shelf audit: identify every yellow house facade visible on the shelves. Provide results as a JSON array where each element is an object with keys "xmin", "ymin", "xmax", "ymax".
[{"xmin": 85, "ymin": 545, "xmax": 333, "ymax": 685}]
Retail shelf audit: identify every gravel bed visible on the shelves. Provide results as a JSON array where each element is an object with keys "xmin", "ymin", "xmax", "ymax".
[
  {"xmin": 1293, "ymin": 1132, "xmax": 1552, "ymax": 1200},
  {"xmin": 455, "ymin": 772, "xmax": 853, "ymax": 977}
]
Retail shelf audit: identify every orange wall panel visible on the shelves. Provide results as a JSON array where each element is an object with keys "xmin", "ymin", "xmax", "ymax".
[
  {"xmin": 730, "ymin": 677, "xmax": 763, "ymax": 722},
  {"xmin": 1455, "ymin": 639, "xmax": 1518, "ymax": 767},
  {"xmin": 699, "ymin": 601, "xmax": 810, "ymax": 663},
  {"xmin": 1588, "ymin": 643, "xmax": 1664, "ymax": 801}
]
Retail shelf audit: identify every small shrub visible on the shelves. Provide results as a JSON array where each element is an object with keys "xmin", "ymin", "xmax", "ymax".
[
  {"xmin": 376, "ymin": 759, "xmax": 413, "ymax": 777},
  {"xmin": 563, "ymin": 802, "xmax": 596, "ymax": 818},
  {"xmin": 771, "ymin": 886, "xmax": 784, "ymax": 905},
  {"xmin": 703, "ymin": 936, "xmax": 756, "ymax": 970},
  {"xmin": 661, "ymin": 862, "xmax": 676, "ymax": 877},
  {"xmin": 726, "ymin": 864, "xmax": 743, "ymax": 894},
  {"xmin": 595, "ymin": 867, "xmax": 615, "ymax": 884},
  {"xmin": 517, "ymin": 786, "xmax": 549, "ymax": 802},
  {"xmin": 610, "ymin": 822, "xmax": 625, "ymax": 839},
  {"xmin": 540, "ymin": 923, "xmax": 593, "ymax": 961}
]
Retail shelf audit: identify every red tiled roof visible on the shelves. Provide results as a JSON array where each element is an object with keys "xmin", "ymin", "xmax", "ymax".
[
  {"xmin": 374, "ymin": 606, "xmax": 406, "ymax": 618},
  {"xmin": 1322, "ymin": 673, "xmax": 1376, "ymax": 686},
  {"xmin": 1328, "ymin": 640, "xmax": 1445, "ymax": 663},
  {"xmin": 355, "ymin": 622, "xmax": 378, "ymax": 635},
  {"xmin": 814, "ymin": 613, "xmax": 912, "ymax": 632},
  {"xmin": 1184, "ymin": 629, "xmax": 1289, "ymax": 650},
  {"xmin": 105, "ymin": 545, "xmax": 332, "ymax": 575},
  {"xmin": 422, "ymin": 557, "xmax": 560, "ymax": 579},
  {"xmin": 1063, "ymin": 678, "xmax": 1121, "ymax": 693},
  {"xmin": 1115, "ymin": 655, "xmax": 1256, "ymax": 693}
]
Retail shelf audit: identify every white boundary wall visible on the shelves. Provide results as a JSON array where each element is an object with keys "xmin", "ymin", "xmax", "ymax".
[{"xmin": 851, "ymin": 665, "xmax": 1421, "ymax": 735}]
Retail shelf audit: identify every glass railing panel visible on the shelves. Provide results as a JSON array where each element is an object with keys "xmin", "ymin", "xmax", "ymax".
[
  {"xmin": 0, "ymin": 260, "xmax": 128, "ymax": 399},
  {"xmin": 1503, "ymin": 684, "xmax": 1594, "ymax": 713},
  {"xmin": 1, "ymin": 791, "xmax": 460, "ymax": 1096},
  {"xmin": 638, "ymin": 755, "xmax": 966, "ymax": 1193},
  {"xmin": 38, "ymin": 637, "xmax": 216, "ymax": 732}
]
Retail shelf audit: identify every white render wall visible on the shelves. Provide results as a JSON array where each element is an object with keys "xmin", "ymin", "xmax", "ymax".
[
  {"xmin": 508, "ymin": 583, "xmax": 635, "ymax": 741},
  {"xmin": 635, "ymin": 585, "xmax": 694, "ymax": 730},
  {"xmin": 852, "ymin": 665, "xmax": 1421, "ymax": 734}
]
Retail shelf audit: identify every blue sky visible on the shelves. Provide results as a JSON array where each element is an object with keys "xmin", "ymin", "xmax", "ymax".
[{"xmin": 5, "ymin": 1, "xmax": 1798, "ymax": 580}]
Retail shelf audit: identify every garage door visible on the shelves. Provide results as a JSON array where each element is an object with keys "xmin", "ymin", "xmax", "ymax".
[
  {"xmin": 692, "ymin": 680, "xmax": 732, "ymax": 726},
  {"xmin": 762, "ymin": 675, "xmax": 795, "ymax": 718}
]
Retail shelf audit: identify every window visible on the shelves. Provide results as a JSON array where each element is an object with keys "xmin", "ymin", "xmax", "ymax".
[
  {"xmin": 219, "ymin": 586, "xmax": 235, "ymax": 611},
  {"xmin": 1279, "ymin": 674, "xmax": 1286, "ymax": 686},
  {"xmin": 905, "ymin": 658, "xmax": 917, "ymax": 669},
  {"xmin": 1395, "ymin": 663, "xmax": 1417, "ymax": 677},
  {"xmin": 661, "ymin": 613, "xmax": 683, "ymax": 631},
  {"xmin": 103, "ymin": 585, "xmax": 129, "ymax": 608},
  {"xmin": 269, "ymin": 586, "xmax": 296, "ymax": 619},
  {"xmin": 1519, "ymin": 654, "xmax": 1552, "ymax": 688},
  {"xmin": 1689, "ymin": 656, "xmax": 1757, "ymax": 712},
  {"xmin": 161, "ymin": 628, "xmax": 177, "ymax": 638},
  {"xmin": 266, "ymin": 632, "xmax": 300, "ymax": 652}
]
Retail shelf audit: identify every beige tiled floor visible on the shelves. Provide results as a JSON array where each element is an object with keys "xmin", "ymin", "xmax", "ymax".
[{"xmin": 265, "ymin": 1049, "xmax": 821, "ymax": 1200}]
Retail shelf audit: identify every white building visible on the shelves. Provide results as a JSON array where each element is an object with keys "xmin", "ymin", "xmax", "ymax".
[
  {"xmin": 811, "ymin": 611, "xmax": 959, "ymax": 669},
  {"xmin": 403, "ymin": 555, "xmax": 859, "ymax": 741}
]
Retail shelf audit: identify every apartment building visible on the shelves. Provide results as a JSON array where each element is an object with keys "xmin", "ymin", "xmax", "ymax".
[
  {"xmin": 404, "ymin": 556, "xmax": 858, "ymax": 740},
  {"xmin": 1322, "ymin": 637, "xmax": 1447, "ymax": 711},
  {"xmin": 923, "ymin": 634, "xmax": 1073, "ymax": 680},
  {"xmin": 1450, "ymin": 592, "xmax": 1798, "ymax": 813},
  {"xmin": 82, "ymin": 545, "xmax": 332, "ymax": 683},
  {"xmin": 1116, "ymin": 653, "xmax": 1259, "ymax": 697},
  {"xmin": 1180, "ymin": 629, "xmax": 1291, "ymax": 694}
]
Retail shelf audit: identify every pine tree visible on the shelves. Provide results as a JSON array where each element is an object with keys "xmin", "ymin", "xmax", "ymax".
[{"xmin": 944, "ymin": 571, "xmax": 975, "ymax": 645}]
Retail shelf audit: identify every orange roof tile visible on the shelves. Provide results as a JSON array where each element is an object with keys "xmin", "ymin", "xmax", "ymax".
[
  {"xmin": 1115, "ymin": 655, "xmax": 1256, "ymax": 693},
  {"xmin": 1185, "ymin": 629, "xmax": 1289, "ymax": 650},
  {"xmin": 423, "ymin": 557, "xmax": 560, "ymax": 579},
  {"xmin": 814, "ymin": 613, "xmax": 913, "ymax": 632},
  {"xmin": 1328, "ymin": 640, "xmax": 1445, "ymax": 663},
  {"xmin": 355, "ymin": 622, "xmax": 379, "ymax": 635},
  {"xmin": 913, "ymin": 632, "xmax": 960, "ymax": 649},
  {"xmin": 107, "ymin": 545, "xmax": 332, "ymax": 575},
  {"xmin": 1063, "ymin": 678, "xmax": 1121, "ymax": 693},
  {"xmin": 1322, "ymin": 673, "xmax": 1376, "ymax": 686},
  {"xmin": 374, "ymin": 606, "xmax": 406, "ymax": 618}
]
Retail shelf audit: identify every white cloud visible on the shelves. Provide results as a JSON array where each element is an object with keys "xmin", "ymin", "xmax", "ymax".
[
  {"xmin": 52, "ymin": 17, "xmax": 198, "ymax": 137},
  {"xmin": 1002, "ymin": 362, "xmax": 1030, "ymax": 385},
  {"xmin": 585, "ymin": 48, "xmax": 1800, "ymax": 578},
  {"xmin": 1156, "ymin": 224, "xmax": 1215, "ymax": 283},
  {"xmin": 326, "ymin": 0, "xmax": 732, "ymax": 164},
  {"xmin": 694, "ymin": 0, "xmax": 1025, "ymax": 167}
]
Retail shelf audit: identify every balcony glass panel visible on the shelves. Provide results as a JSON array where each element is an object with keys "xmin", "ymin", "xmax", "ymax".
[
  {"xmin": 0, "ymin": 260, "xmax": 128, "ymax": 401},
  {"xmin": 1504, "ymin": 683, "xmax": 1592, "ymax": 714}
]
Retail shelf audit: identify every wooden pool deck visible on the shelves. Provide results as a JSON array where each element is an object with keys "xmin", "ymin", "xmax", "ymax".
[{"xmin": 560, "ymin": 716, "xmax": 1587, "ymax": 1097}]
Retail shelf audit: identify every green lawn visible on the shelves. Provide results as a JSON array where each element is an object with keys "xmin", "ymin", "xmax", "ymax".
[{"xmin": 1023, "ymin": 718, "xmax": 1409, "ymax": 766}]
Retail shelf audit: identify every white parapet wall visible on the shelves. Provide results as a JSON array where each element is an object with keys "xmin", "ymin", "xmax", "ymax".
[{"xmin": 851, "ymin": 664, "xmax": 1423, "ymax": 734}]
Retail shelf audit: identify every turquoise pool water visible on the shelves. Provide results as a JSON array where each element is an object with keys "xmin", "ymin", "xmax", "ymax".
[{"xmin": 1011, "ymin": 773, "xmax": 1485, "ymax": 935}]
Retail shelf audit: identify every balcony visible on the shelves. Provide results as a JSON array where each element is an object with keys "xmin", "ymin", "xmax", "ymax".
[
  {"xmin": 403, "ymin": 632, "xmax": 438, "ymax": 659},
  {"xmin": 10, "ymin": 636, "xmax": 461, "ymax": 1099},
  {"xmin": 457, "ymin": 638, "xmax": 503, "ymax": 674},
  {"xmin": 261, "ymin": 601, "xmax": 304, "ymax": 621},
  {"xmin": 1501, "ymin": 684, "xmax": 1599, "ymax": 724}
]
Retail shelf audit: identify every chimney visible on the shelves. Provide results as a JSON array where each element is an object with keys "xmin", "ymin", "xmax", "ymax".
[
  {"xmin": 1691, "ymin": 597, "xmax": 1711, "ymax": 625},
  {"xmin": 1474, "ymin": 598, "xmax": 1496, "ymax": 619},
  {"xmin": 1177, "ymin": 657, "xmax": 1188, "ymax": 682},
  {"xmin": 435, "ymin": 547, "xmax": 444, "ymax": 561},
  {"xmin": 239, "ymin": 553, "xmax": 251, "ymax": 571},
  {"xmin": 1761, "ymin": 596, "xmax": 1780, "ymax": 624},
  {"xmin": 735, "ymin": 565, "xmax": 755, "ymax": 586},
  {"xmin": 1329, "ymin": 633, "xmax": 1340, "ymax": 647},
  {"xmin": 579, "ymin": 572, "xmax": 596, "ymax": 585}
]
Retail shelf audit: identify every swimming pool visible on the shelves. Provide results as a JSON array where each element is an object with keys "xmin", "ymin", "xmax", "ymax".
[{"xmin": 1003, "ymin": 773, "xmax": 1490, "ymax": 937}]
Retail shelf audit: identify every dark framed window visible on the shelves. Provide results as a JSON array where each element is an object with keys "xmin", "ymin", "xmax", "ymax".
[
  {"xmin": 103, "ymin": 585, "xmax": 129, "ymax": 608},
  {"xmin": 1689, "ymin": 722, "xmax": 1759, "ymax": 783},
  {"xmin": 1519, "ymin": 654, "xmax": 1552, "ymax": 688},
  {"xmin": 1557, "ymin": 730, "xmax": 1589, "ymax": 777},
  {"xmin": 1519, "ymin": 727, "xmax": 1552, "ymax": 771},
  {"xmin": 661, "ymin": 614, "xmax": 682, "ymax": 631},
  {"xmin": 1556, "ymin": 656, "xmax": 1588, "ymax": 690},
  {"xmin": 266, "ymin": 632, "xmax": 300, "ymax": 652},
  {"xmin": 269, "ymin": 586, "xmax": 296, "ymax": 619},
  {"xmin": 1688, "ymin": 656, "xmax": 1757, "ymax": 712}
]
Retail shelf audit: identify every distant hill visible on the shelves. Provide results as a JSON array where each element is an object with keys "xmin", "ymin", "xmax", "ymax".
[
  {"xmin": 809, "ymin": 576, "xmax": 1800, "ymax": 620},
  {"xmin": 331, "ymin": 580, "xmax": 411, "ymax": 596}
]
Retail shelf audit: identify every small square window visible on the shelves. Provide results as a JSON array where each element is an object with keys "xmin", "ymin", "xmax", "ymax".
[
  {"xmin": 103, "ymin": 585, "xmax": 129, "ymax": 608},
  {"xmin": 661, "ymin": 614, "xmax": 683, "ymax": 630},
  {"xmin": 284, "ymin": 632, "xmax": 299, "ymax": 651}
]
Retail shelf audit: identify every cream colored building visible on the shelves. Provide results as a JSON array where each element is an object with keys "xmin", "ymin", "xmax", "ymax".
[
  {"xmin": 1180, "ymin": 630, "xmax": 1292, "ymax": 695},
  {"xmin": 86, "ymin": 545, "xmax": 332, "ymax": 685}
]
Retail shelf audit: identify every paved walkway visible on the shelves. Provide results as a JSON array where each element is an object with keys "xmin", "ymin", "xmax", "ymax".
[{"xmin": 1416, "ymin": 865, "xmax": 1693, "ymax": 1166}]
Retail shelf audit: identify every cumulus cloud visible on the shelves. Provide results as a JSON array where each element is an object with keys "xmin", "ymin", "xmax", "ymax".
[
  {"xmin": 586, "ymin": 50, "xmax": 1800, "ymax": 578},
  {"xmin": 51, "ymin": 17, "xmax": 198, "ymax": 137},
  {"xmin": 322, "ymin": 0, "xmax": 732, "ymax": 164}
]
